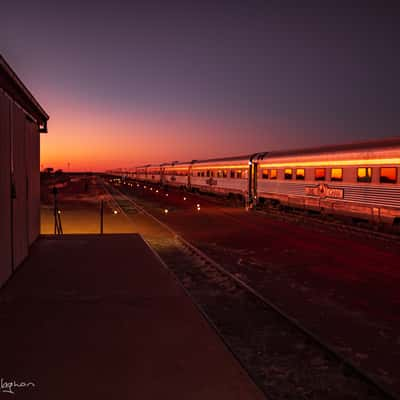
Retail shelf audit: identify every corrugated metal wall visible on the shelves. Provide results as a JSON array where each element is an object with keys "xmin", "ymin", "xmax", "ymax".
[
  {"xmin": 0, "ymin": 91, "xmax": 12, "ymax": 285},
  {"xmin": 0, "ymin": 90, "xmax": 41, "ymax": 287},
  {"xmin": 27, "ymin": 117, "xmax": 40, "ymax": 244},
  {"xmin": 12, "ymin": 102, "xmax": 29, "ymax": 268}
]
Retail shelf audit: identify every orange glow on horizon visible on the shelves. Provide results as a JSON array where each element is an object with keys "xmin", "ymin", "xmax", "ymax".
[{"xmin": 39, "ymin": 95, "xmax": 271, "ymax": 172}]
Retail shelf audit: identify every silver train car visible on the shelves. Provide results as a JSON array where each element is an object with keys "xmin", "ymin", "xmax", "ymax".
[{"xmin": 109, "ymin": 138, "xmax": 400, "ymax": 226}]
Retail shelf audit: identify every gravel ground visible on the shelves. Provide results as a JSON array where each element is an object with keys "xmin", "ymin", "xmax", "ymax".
[
  {"xmin": 105, "ymin": 181, "xmax": 397, "ymax": 399},
  {"xmin": 113, "ymin": 179, "xmax": 400, "ymax": 397},
  {"xmin": 149, "ymin": 238, "xmax": 391, "ymax": 400}
]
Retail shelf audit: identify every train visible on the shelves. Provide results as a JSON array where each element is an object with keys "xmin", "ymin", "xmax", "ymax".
[{"xmin": 107, "ymin": 137, "xmax": 400, "ymax": 227}]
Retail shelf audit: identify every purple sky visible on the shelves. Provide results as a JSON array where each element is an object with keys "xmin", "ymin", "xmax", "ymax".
[{"xmin": 1, "ymin": 1, "xmax": 400, "ymax": 170}]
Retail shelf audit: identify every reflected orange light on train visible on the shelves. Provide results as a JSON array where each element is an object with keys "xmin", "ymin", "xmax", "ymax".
[
  {"xmin": 192, "ymin": 164, "xmax": 248, "ymax": 170},
  {"xmin": 259, "ymin": 158, "xmax": 400, "ymax": 168}
]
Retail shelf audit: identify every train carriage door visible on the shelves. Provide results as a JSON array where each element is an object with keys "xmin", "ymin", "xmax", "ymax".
[
  {"xmin": 248, "ymin": 154, "xmax": 259, "ymax": 207},
  {"xmin": 188, "ymin": 165, "xmax": 192, "ymax": 188},
  {"xmin": 253, "ymin": 162, "xmax": 258, "ymax": 202}
]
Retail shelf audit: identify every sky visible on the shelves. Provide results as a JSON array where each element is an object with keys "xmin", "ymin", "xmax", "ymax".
[{"xmin": 1, "ymin": 1, "xmax": 400, "ymax": 171}]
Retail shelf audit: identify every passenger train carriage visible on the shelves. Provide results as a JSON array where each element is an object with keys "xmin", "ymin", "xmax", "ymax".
[
  {"xmin": 163, "ymin": 162, "xmax": 191, "ymax": 187},
  {"xmin": 109, "ymin": 138, "xmax": 400, "ymax": 226},
  {"xmin": 190, "ymin": 155, "xmax": 250, "ymax": 195}
]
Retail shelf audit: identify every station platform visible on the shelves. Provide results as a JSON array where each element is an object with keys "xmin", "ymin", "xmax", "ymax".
[{"xmin": 0, "ymin": 234, "xmax": 265, "ymax": 399}]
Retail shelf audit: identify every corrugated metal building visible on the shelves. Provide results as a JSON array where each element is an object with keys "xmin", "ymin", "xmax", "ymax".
[{"xmin": 0, "ymin": 55, "xmax": 49, "ymax": 287}]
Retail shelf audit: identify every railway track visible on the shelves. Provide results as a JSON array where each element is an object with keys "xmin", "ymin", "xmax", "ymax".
[
  {"xmin": 104, "ymin": 180, "xmax": 399, "ymax": 400},
  {"xmin": 112, "ymin": 177, "xmax": 400, "ymax": 244},
  {"xmin": 176, "ymin": 185, "xmax": 400, "ymax": 243}
]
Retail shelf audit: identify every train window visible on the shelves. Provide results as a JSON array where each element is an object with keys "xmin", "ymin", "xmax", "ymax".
[
  {"xmin": 331, "ymin": 168, "xmax": 343, "ymax": 181},
  {"xmin": 262, "ymin": 169, "xmax": 269, "ymax": 179},
  {"xmin": 217, "ymin": 170, "xmax": 222, "ymax": 178},
  {"xmin": 296, "ymin": 169, "xmax": 305, "ymax": 180},
  {"xmin": 206, "ymin": 170, "xmax": 210, "ymax": 177},
  {"xmin": 357, "ymin": 167, "xmax": 372, "ymax": 182},
  {"xmin": 210, "ymin": 171, "xmax": 214, "ymax": 177},
  {"xmin": 223, "ymin": 170, "xmax": 228, "ymax": 178},
  {"xmin": 201, "ymin": 171, "xmax": 205, "ymax": 177},
  {"xmin": 237, "ymin": 170, "xmax": 242, "ymax": 179},
  {"xmin": 270, "ymin": 169, "xmax": 277, "ymax": 179},
  {"xmin": 230, "ymin": 170, "xmax": 235, "ymax": 178},
  {"xmin": 197, "ymin": 172, "xmax": 200, "ymax": 177},
  {"xmin": 380, "ymin": 167, "xmax": 397, "ymax": 184},
  {"xmin": 315, "ymin": 168, "xmax": 326, "ymax": 181},
  {"xmin": 284, "ymin": 168, "xmax": 293, "ymax": 179}
]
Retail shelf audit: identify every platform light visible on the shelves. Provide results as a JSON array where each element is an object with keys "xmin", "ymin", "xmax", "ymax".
[
  {"xmin": 150, "ymin": 187, "xmax": 153, "ymax": 191},
  {"xmin": 183, "ymin": 197, "xmax": 187, "ymax": 200},
  {"xmin": 164, "ymin": 209, "xmax": 169, "ymax": 214},
  {"xmin": 197, "ymin": 206, "xmax": 201, "ymax": 212},
  {"xmin": 113, "ymin": 210, "xmax": 118, "ymax": 215},
  {"xmin": 156, "ymin": 190, "xmax": 159, "ymax": 193},
  {"xmin": 166, "ymin": 193, "xmax": 169, "ymax": 197},
  {"xmin": 144, "ymin": 185, "xmax": 147, "ymax": 189},
  {"xmin": 196, "ymin": 203, "xmax": 200, "ymax": 207},
  {"xmin": 57, "ymin": 210, "xmax": 61, "ymax": 214}
]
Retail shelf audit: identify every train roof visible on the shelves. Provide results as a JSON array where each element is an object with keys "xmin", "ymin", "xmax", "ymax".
[
  {"xmin": 260, "ymin": 137, "xmax": 400, "ymax": 159},
  {"xmin": 126, "ymin": 137, "xmax": 400, "ymax": 171},
  {"xmin": 164, "ymin": 160, "xmax": 194, "ymax": 167},
  {"xmin": 191, "ymin": 154, "xmax": 251, "ymax": 165}
]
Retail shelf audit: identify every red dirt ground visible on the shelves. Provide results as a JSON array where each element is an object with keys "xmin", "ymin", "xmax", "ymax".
[{"xmin": 117, "ymin": 181, "xmax": 400, "ymax": 394}]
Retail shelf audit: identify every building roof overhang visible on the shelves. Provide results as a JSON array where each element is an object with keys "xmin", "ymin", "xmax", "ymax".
[{"xmin": 0, "ymin": 54, "xmax": 49, "ymax": 132}]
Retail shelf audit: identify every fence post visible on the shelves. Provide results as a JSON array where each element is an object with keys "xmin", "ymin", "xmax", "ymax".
[
  {"xmin": 53, "ymin": 187, "xmax": 58, "ymax": 235},
  {"xmin": 100, "ymin": 200, "xmax": 104, "ymax": 234}
]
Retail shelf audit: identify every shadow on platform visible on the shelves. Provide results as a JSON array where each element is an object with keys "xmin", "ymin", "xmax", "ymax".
[{"xmin": 0, "ymin": 234, "xmax": 264, "ymax": 399}]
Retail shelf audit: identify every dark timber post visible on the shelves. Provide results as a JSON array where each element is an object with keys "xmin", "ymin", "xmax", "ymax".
[
  {"xmin": 53, "ymin": 187, "xmax": 57, "ymax": 235},
  {"xmin": 53, "ymin": 186, "xmax": 63, "ymax": 235},
  {"xmin": 100, "ymin": 200, "xmax": 104, "ymax": 234}
]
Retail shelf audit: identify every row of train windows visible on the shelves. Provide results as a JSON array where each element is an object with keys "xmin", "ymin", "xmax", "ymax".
[
  {"xmin": 165, "ymin": 171, "xmax": 186, "ymax": 176},
  {"xmin": 261, "ymin": 167, "xmax": 398, "ymax": 183},
  {"xmin": 196, "ymin": 170, "xmax": 246, "ymax": 178}
]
